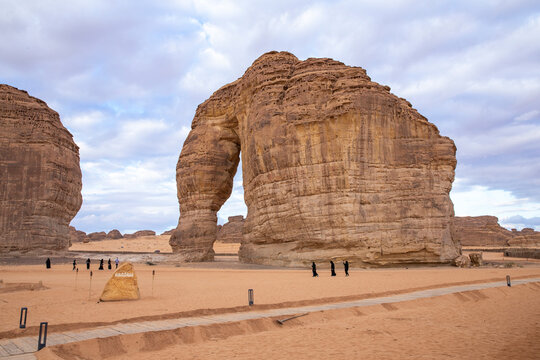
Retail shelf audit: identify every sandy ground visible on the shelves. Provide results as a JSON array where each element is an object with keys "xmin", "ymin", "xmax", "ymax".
[
  {"xmin": 76, "ymin": 282, "xmax": 536, "ymax": 360},
  {"xmin": 69, "ymin": 236, "xmax": 240, "ymax": 255},
  {"xmin": 3, "ymin": 238, "xmax": 540, "ymax": 359},
  {"xmin": 1, "ymin": 263, "xmax": 539, "ymax": 336}
]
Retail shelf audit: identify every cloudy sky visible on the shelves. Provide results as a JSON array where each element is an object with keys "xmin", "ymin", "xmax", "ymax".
[{"xmin": 1, "ymin": 0, "xmax": 539, "ymax": 233}]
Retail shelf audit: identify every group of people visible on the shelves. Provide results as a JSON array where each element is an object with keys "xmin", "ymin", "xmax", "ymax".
[
  {"xmin": 46, "ymin": 257, "xmax": 120, "ymax": 270},
  {"xmin": 82, "ymin": 257, "xmax": 119, "ymax": 270},
  {"xmin": 311, "ymin": 260, "xmax": 349, "ymax": 277}
]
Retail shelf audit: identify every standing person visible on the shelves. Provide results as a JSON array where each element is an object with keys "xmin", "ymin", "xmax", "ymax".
[
  {"xmin": 330, "ymin": 260, "xmax": 336, "ymax": 276},
  {"xmin": 46, "ymin": 258, "xmax": 51, "ymax": 269},
  {"xmin": 343, "ymin": 260, "xmax": 349, "ymax": 276},
  {"xmin": 73, "ymin": 259, "xmax": 77, "ymax": 271},
  {"xmin": 99, "ymin": 259, "xmax": 104, "ymax": 270},
  {"xmin": 107, "ymin": 258, "xmax": 112, "ymax": 270},
  {"xmin": 311, "ymin": 262, "xmax": 319, "ymax": 277},
  {"xmin": 86, "ymin": 258, "xmax": 91, "ymax": 270},
  {"xmin": 115, "ymin": 257, "xmax": 119, "ymax": 269}
]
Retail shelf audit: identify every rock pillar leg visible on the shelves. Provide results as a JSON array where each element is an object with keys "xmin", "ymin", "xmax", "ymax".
[{"xmin": 169, "ymin": 110, "xmax": 240, "ymax": 261}]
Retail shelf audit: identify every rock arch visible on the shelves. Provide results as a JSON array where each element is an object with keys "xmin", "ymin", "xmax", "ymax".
[{"xmin": 170, "ymin": 52, "xmax": 460, "ymax": 266}]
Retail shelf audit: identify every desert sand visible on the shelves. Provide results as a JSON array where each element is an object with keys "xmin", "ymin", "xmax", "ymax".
[{"xmin": 2, "ymin": 238, "xmax": 540, "ymax": 359}]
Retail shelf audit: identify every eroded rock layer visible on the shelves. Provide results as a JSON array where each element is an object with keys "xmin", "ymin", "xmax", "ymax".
[
  {"xmin": 0, "ymin": 85, "xmax": 82, "ymax": 252},
  {"xmin": 170, "ymin": 52, "xmax": 459, "ymax": 266}
]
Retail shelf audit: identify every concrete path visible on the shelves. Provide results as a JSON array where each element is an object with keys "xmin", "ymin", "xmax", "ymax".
[{"xmin": 1, "ymin": 277, "xmax": 538, "ymax": 359}]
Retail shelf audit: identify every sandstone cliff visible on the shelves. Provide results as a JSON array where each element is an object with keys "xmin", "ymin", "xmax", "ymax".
[
  {"xmin": 0, "ymin": 85, "xmax": 82, "ymax": 252},
  {"xmin": 170, "ymin": 52, "xmax": 459, "ymax": 266},
  {"xmin": 216, "ymin": 216, "xmax": 244, "ymax": 243},
  {"xmin": 452, "ymin": 216, "xmax": 512, "ymax": 246}
]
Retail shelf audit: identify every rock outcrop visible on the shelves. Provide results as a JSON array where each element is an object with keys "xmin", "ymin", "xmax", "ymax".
[
  {"xmin": 216, "ymin": 216, "xmax": 245, "ymax": 243},
  {"xmin": 508, "ymin": 228, "xmax": 540, "ymax": 247},
  {"xmin": 124, "ymin": 230, "xmax": 155, "ymax": 239},
  {"xmin": 452, "ymin": 216, "xmax": 512, "ymax": 246},
  {"xmin": 107, "ymin": 229, "xmax": 123, "ymax": 239},
  {"xmin": 452, "ymin": 216, "xmax": 540, "ymax": 247},
  {"xmin": 170, "ymin": 51, "xmax": 459, "ymax": 266},
  {"xmin": 0, "ymin": 85, "xmax": 82, "ymax": 252},
  {"xmin": 69, "ymin": 226, "xmax": 87, "ymax": 243},
  {"xmin": 87, "ymin": 231, "xmax": 107, "ymax": 241}
]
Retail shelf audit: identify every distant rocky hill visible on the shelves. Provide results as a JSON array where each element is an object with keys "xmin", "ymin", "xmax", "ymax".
[{"xmin": 453, "ymin": 216, "xmax": 540, "ymax": 247}]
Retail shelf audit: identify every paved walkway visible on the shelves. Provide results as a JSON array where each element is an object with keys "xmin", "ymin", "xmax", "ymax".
[{"xmin": 1, "ymin": 277, "xmax": 538, "ymax": 359}]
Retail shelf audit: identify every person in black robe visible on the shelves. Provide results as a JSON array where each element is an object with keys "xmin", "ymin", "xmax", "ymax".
[
  {"xmin": 99, "ymin": 259, "xmax": 104, "ymax": 270},
  {"xmin": 107, "ymin": 258, "xmax": 112, "ymax": 270},
  {"xmin": 73, "ymin": 259, "xmax": 77, "ymax": 271},
  {"xmin": 86, "ymin": 258, "xmax": 90, "ymax": 270},
  {"xmin": 311, "ymin": 262, "xmax": 319, "ymax": 277},
  {"xmin": 343, "ymin": 260, "xmax": 349, "ymax": 276},
  {"xmin": 46, "ymin": 258, "xmax": 51, "ymax": 269},
  {"xmin": 330, "ymin": 260, "xmax": 336, "ymax": 276}
]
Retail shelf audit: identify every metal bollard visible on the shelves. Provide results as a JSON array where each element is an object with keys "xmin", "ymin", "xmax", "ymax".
[
  {"xmin": 248, "ymin": 289, "xmax": 254, "ymax": 306},
  {"xmin": 506, "ymin": 275, "xmax": 511, "ymax": 287},
  {"xmin": 37, "ymin": 322, "xmax": 48, "ymax": 350},
  {"xmin": 19, "ymin": 307, "xmax": 28, "ymax": 329}
]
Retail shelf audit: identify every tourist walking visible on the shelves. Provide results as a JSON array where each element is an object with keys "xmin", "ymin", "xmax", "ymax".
[
  {"xmin": 115, "ymin": 257, "xmax": 119, "ymax": 269},
  {"xmin": 99, "ymin": 259, "xmax": 104, "ymax": 270},
  {"xmin": 45, "ymin": 258, "xmax": 51, "ymax": 269},
  {"xmin": 343, "ymin": 260, "xmax": 349, "ymax": 276},
  {"xmin": 330, "ymin": 260, "xmax": 336, "ymax": 276},
  {"xmin": 73, "ymin": 259, "xmax": 77, "ymax": 271},
  {"xmin": 107, "ymin": 258, "xmax": 112, "ymax": 270},
  {"xmin": 312, "ymin": 262, "xmax": 319, "ymax": 277},
  {"xmin": 86, "ymin": 258, "xmax": 90, "ymax": 270}
]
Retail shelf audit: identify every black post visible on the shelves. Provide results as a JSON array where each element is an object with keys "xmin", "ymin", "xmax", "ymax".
[
  {"xmin": 19, "ymin": 307, "xmax": 28, "ymax": 329},
  {"xmin": 506, "ymin": 275, "xmax": 511, "ymax": 287},
  {"xmin": 248, "ymin": 289, "xmax": 254, "ymax": 306},
  {"xmin": 37, "ymin": 322, "xmax": 48, "ymax": 350}
]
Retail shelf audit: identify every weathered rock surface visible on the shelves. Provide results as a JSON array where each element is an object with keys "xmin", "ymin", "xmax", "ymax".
[
  {"xmin": 124, "ymin": 230, "xmax": 156, "ymax": 239},
  {"xmin": 216, "ymin": 216, "xmax": 245, "ymax": 243},
  {"xmin": 69, "ymin": 226, "xmax": 87, "ymax": 243},
  {"xmin": 170, "ymin": 51, "xmax": 459, "ymax": 266},
  {"xmin": 452, "ymin": 216, "xmax": 512, "ymax": 247},
  {"xmin": 87, "ymin": 231, "xmax": 107, "ymax": 241},
  {"xmin": 99, "ymin": 262, "xmax": 140, "ymax": 301},
  {"xmin": 453, "ymin": 255, "xmax": 470, "ymax": 268},
  {"xmin": 107, "ymin": 229, "xmax": 123, "ymax": 239},
  {"xmin": 0, "ymin": 85, "xmax": 82, "ymax": 252},
  {"xmin": 161, "ymin": 229, "xmax": 175, "ymax": 236}
]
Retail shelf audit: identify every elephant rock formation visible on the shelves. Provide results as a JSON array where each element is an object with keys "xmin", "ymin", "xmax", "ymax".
[{"xmin": 170, "ymin": 52, "xmax": 459, "ymax": 266}]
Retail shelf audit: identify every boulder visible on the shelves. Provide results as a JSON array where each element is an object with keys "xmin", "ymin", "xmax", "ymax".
[
  {"xmin": 107, "ymin": 229, "xmax": 123, "ymax": 239},
  {"xmin": 216, "ymin": 216, "xmax": 245, "ymax": 243},
  {"xmin": 0, "ymin": 85, "xmax": 82, "ymax": 252},
  {"xmin": 453, "ymin": 255, "xmax": 470, "ymax": 268},
  {"xmin": 161, "ymin": 229, "xmax": 175, "ymax": 236},
  {"xmin": 99, "ymin": 262, "xmax": 140, "ymax": 301},
  {"xmin": 452, "ymin": 216, "xmax": 512, "ymax": 246},
  {"xmin": 170, "ymin": 51, "xmax": 459, "ymax": 266},
  {"xmin": 124, "ymin": 230, "xmax": 156, "ymax": 239},
  {"xmin": 469, "ymin": 252, "xmax": 483, "ymax": 267}
]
